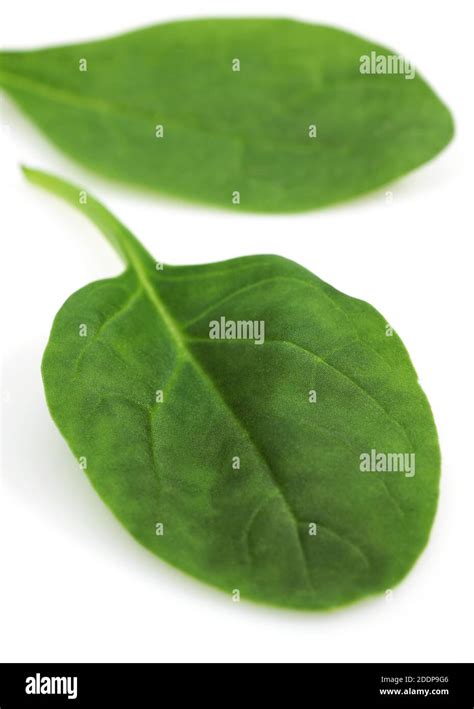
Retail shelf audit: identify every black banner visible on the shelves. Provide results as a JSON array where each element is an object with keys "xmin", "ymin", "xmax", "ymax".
[{"xmin": 0, "ymin": 663, "xmax": 472, "ymax": 706}]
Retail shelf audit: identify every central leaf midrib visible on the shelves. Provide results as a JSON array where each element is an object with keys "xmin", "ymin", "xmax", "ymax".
[
  {"xmin": 127, "ymin": 264, "xmax": 315, "ymax": 589},
  {"xmin": 0, "ymin": 68, "xmax": 276, "ymax": 152},
  {"xmin": 0, "ymin": 67, "xmax": 379, "ymax": 156}
]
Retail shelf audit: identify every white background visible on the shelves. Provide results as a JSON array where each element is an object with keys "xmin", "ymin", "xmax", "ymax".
[{"xmin": 1, "ymin": 0, "xmax": 472, "ymax": 663}]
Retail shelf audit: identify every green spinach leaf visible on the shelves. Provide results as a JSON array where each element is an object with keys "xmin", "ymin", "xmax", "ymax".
[
  {"xmin": 26, "ymin": 167, "xmax": 440, "ymax": 609},
  {"xmin": 2, "ymin": 19, "xmax": 453, "ymax": 212}
]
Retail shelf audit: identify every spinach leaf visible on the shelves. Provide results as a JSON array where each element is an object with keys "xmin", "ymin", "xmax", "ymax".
[
  {"xmin": 26, "ymin": 166, "xmax": 440, "ymax": 610},
  {"xmin": 2, "ymin": 19, "xmax": 453, "ymax": 212}
]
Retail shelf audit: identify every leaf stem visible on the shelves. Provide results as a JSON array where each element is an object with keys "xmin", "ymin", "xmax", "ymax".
[
  {"xmin": 21, "ymin": 166, "xmax": 154, "ymax": 269},
  {"xmin": 22, "ymin": 166, "xmax": 185, "ymax": 350}
]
